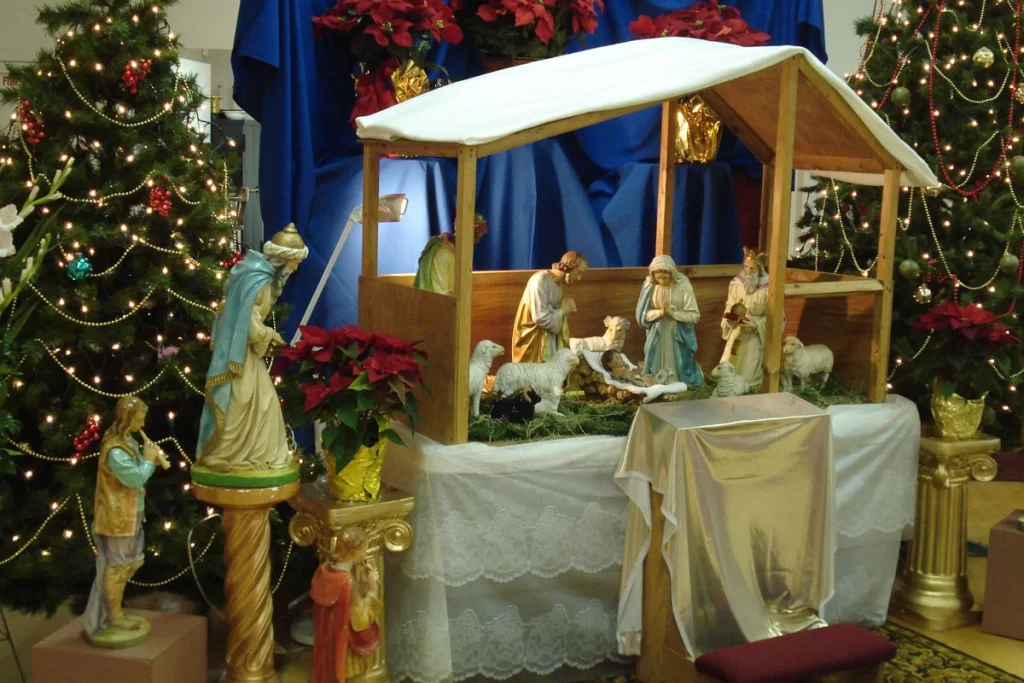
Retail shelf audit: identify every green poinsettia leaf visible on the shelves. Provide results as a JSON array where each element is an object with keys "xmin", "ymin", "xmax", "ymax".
[
  {"xmin": 379, "ymin": 428, "xmax": 405, "ymax": 447},
  {"xmin": 349, "ymin": 372, "xmax": 372, "ymax": 391}
]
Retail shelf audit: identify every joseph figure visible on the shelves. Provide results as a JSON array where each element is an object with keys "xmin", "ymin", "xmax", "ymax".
[
  {"xmin": 720, "ymin": 248, "xmax": 769, "ymax": 389},
  {"xmin": 511, "ymin": 251, "xmax": 588, "ymax": 363},
  {"xmin": 196, "ymin": 224, "xmax": 308, "ymax": 473}
]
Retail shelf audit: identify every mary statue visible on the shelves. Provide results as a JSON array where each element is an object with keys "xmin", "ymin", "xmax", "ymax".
[
  {"xmin": 195, "ymin": 225, "xmax": 309, "ymax": 482},
  {"xmin": 636, "ymin": 254, "xmax": 704, "ymax": 388}
]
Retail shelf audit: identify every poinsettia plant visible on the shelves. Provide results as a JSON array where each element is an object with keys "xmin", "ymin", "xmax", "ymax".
[
  {"xmin": 630, "ymin": 1, "xmax": 770, "ymax": 46},
  {"xmin": 912, "ymin": 301, "xmax": 1020, "ymax": 399},
  {"xmin": 454, "ymin": 0, "xmax": 605, "ymax": 61},
  {"xmin": 312, "ymin": 0, "xmax": 465, "ymax": 122},
  {"xmin": 280, "ymin": 324, "xmax": 427, "ymax": 471}
]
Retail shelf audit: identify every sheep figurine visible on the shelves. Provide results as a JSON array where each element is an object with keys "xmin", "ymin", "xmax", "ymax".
[
  {"xmin": 710, "ymin": 361, "xmax": 749, "ymax": 398},
  {"xmin": 493, "ymin": 348, "xmax": 578, "ymax": 416},
  {"xmin": 781, "ymin": 336, "xmax": 834, "ymax": 390},
  {"xmin": 570, "ymin": 316, "xmax": 630, "ymax": 354},
  {"xmin": 469, "ymin": 340, "xmax": 505, "ymax": 416},
  {"xmin": 489, "ymin": 387, "xmax": 542, "ymax": 423}
]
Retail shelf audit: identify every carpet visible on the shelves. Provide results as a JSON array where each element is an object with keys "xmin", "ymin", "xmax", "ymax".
[{"xmin": 587, "ymin": 622, "xmax": 1022, "ymax": 683}]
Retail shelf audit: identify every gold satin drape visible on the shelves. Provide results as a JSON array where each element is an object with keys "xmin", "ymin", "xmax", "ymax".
[{"xmin": 616, "ymin": 394, "xmax": 836, "ymax": 657}]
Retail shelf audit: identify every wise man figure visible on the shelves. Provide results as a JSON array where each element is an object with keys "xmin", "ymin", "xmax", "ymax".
[
  {"xmin": 311, "ymin": 526, "xmax": 384, "ymax": 683},
  {"xmin": 412, "ymin": 213, "xmax": 488, "ymax": 296},
  {"xmin": 197, "ymin": 224, "xmax": 308, "ymax": 473},
  {"xmin": 720, "ymin": 247, "xmax": 770, "ymax": 389},
  {"xmin": 636, "ymin": 254, "xmax": 703, "ymax": 388},
  {"xmin": 84, "ymin": 396, "xmax": 169, "ymax": 645},
  {"xmin": 511, "ymin": 251, "xmax": 588, "ymax": 363}
]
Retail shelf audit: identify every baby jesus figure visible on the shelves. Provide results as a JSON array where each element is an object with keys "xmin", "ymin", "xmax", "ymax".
[{"xmin": 600, "ymin": 350, "xmax": 661, "ymax": 387}]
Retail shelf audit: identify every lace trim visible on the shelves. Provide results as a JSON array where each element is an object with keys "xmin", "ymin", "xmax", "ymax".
[
  {"xmin": 401, "ymin": 503, "xmax": 626, "ymax": 586},
  {"xmin": 390, "ymin": 601, "xmax": 631, "ymax": 683}
]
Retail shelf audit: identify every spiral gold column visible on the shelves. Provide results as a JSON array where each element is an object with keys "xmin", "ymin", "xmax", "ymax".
[
  {"xmin": 290, "ymin": 484, "xmax": 414, "ymax": 683},
  {"xmin": 891, "ymin": 432, "xmax": 998, "ymax": 631},
  {"xmin": 194, "ymin": 481, "xmax": 301, "ymax": 683}
]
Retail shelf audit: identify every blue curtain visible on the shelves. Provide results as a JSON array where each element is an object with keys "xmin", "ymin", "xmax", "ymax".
[{"xmin": 232, "ymin": 0, "xmax": 826, "ymax": 336}]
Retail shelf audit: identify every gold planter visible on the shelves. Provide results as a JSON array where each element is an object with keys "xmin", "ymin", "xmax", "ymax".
[
  {"xmin": 324, "ymin": 430, "xmax": 388, "ymax": 503},
  {"xmin": 675, "ymin": 96, "xmax": 722, "ymax": 164},
  {"xmin": 930, "ymin": 381, "xmax": 986, "ymax": 441},
  {"xmin": 391, "ymin": 60, "xmax": 429, "ymax": 103}
]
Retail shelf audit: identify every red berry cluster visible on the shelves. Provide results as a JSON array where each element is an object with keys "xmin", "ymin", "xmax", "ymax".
[
  {"xmin": 73, "ymin": 418, "xmax": 101, "ymax": 458},
  {"xmin": 122, "ymin": 59, "xmax": 153, "ymax": 95},
  {"xmin": 219, "ymin": 250, "xmax": 243, "ymax": 269},
  {"xmin": 18, "ymin": 100, "xmax": 44, "ymax": 145},
  {"xmin": 149, "ymin": 186, "xmax": 172, "ymax": 216}
]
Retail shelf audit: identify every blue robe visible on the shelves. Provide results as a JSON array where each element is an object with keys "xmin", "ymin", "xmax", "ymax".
[{"xmin": 636, "ymin": 280, "xmax": 704, "ymax": 389}]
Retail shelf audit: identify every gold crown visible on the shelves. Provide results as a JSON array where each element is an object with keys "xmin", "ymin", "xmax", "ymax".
[
  {"xmin": 270, "ymin": 223, "xmax": 305, "ymax": 250},
  {"xmin": 742, "ymin": 247, "xmax": 765, "ymax": 265}
]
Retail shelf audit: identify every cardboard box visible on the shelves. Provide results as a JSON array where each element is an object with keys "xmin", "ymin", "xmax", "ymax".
[
  {"xmin": 982, "ymin": 509, "xmax": 1024, "ymax": 641},
  {"xmin": 33, "ymin": 610, "xmax": 206, "ymax": 683}
]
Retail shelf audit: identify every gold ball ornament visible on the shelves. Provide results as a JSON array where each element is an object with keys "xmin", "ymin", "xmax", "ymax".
[
  {"xmin": 898, "ymin": 259, "xmax": 921, "ymax": 279},
  {"xmin": 973, "ymin": 47, "xmax": 995, "ymax": 69},
  {"xmin": 999, "ymin": 253, "xmax": 1020, "ymax": 274},
  {"xmin": 1016, "ymin": 86, "xmax": 1024, "ymax": 104},
  {"xmin": 891, "ymin": 86, "xmax": 911, "ymax": 107},
  {"xmin": 913, "ymin": 283, "xmax": 933, "ymax": 304}
]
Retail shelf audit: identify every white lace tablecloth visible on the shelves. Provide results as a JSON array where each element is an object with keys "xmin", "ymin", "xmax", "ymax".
[{"xmin": 382, "ymin": 396, "xmax": 918, "ymax": 682}]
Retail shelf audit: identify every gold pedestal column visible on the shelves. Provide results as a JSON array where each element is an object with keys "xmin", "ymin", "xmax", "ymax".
[
  {"xmin": 891, "ymin": 432, "xmax": 999, "ymax": 631},
  {"xmin": 193, "ymin": 481, "xmax": 301, "ymax": 683},
  {"xmin": 289, "ymin": 484, "xmax": 414, "ymax": 683}
]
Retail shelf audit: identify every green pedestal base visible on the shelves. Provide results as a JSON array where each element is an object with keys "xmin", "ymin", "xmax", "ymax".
[
  {"xmin": 190, "ymin": 463, "xmax": 300, "ymax": 489},
  {"xmin": 84, "ymin": 615, "xmax": 152, "ymax": 649}
]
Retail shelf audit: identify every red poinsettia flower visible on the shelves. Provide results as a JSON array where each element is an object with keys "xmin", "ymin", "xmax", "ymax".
[
  {"xmin": 350, "ymin": 58, "xmax": 400, "ymax": 124},
  {"xmin": 362, "ymin": 349, "xmax": 421, "ymax": 383},
  {"xmin": 570, "ymin": 0, "xmax": 603, "ymax": 35},
  {"xmin": 914, "ymin": 301, "xmax": 1020, "ymax": 346},
  {"xmin": 365, "ymin": 4, "xmax": 415, "ymax": 47},
  {"xmin": 477, "ymin": 0, "xmax": 510, "ymax": 22},
  {"xmin": 411, "ymin": 0, "xmax": 464, "ymax": 43},
  {"xmin": 629, "ymin": 13, "xmax": 681, "ymax": 38},
  {"xmin": 373, "ymin": 329, "xmax": 424, "ymax": 354},
  {"xmin": 718, "ymin": 17, "xmax": 770, "ymax": 46},
  {"xmin": 280, "ymin": 338, "xmax": 314, "ymax": 362}
]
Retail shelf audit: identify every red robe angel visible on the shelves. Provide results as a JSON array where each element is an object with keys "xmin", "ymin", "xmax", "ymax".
[{"xmin": 311, "ymin": 563, "xmax": 383, "ymax": 683}]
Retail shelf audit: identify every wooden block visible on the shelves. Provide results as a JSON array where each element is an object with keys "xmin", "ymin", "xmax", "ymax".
[
  {"xmin": 33, "ymin": 610, "xmax": 206, "ymax": 683},
  {"xmin": 982, "ymin": 509, "xmax": 1024, "ymax": 641}
]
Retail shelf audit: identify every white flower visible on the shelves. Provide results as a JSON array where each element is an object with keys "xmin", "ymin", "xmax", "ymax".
[
  {"xmin": 1, "ymin": 279, "xmax": 11, "ymax": 297},
  {"xmin": 0, "ymin": 228, "xmax": 14, "ymax": 258},
  {"xmin": 0, "ymin": 204, "xmax": 23, "ymax": 232}
]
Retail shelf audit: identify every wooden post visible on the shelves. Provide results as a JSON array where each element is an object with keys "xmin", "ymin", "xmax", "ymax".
[
  {"xmin": 656, "ymin": 100, "xmax": 678, "ymax": 256},
  {"xmin": 452, "ymin": 146, "xmax": 478, "ymax": 443},
  {"xmin": 869, "ymin": 168, "xmax": 901, "ymax": 402},
  {"xmin": 764, "ymin": 59, "xmax": 799, "ymax": 394},
  {"xmin": 758, "ymin": 164, "xmax": 774, "ymax": 252},
  {"xmin": 361, "ymin": 143, "xmax": 381, "ymax": 280}
]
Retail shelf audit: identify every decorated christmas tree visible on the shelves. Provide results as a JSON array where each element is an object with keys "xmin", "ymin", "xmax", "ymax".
[
  {"xmin": 0, "ymin": 0, "xmax": 312, "ymax": 615},
  {"xmin": 794, "ymin": 0, "xmax": 1024, "ymax": 441}
]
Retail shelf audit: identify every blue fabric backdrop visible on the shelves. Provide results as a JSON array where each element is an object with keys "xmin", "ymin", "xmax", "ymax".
[{"xmin": 232, "ymin": 0, "xmax": 826, "ymax": 336}]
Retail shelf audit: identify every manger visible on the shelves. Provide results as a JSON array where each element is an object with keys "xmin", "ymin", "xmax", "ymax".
[{"xmin": 355, "ymin": 37, "xmax": 938, "ymax": 445}]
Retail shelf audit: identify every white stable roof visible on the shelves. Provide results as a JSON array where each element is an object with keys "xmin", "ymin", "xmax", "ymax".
[{"xmin": 356, "ymin": 38, "xmax": 938, "ymax": 188}]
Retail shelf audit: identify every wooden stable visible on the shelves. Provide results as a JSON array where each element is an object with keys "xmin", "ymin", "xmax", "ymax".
[{"xmin": 357, "ymin": 52, "xmax": 929, "ymax": 446}]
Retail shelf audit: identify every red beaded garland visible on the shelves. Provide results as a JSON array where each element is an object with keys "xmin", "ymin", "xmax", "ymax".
[
  {"xmin": 121, "ymin": 58, "xmax": 153, "ymax": 95},
  {"xmin": 18, "ymin": 100, "xmax": 44, "ymax": 145}
]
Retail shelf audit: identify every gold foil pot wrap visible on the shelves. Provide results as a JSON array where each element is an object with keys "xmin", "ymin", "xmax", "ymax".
[
  {"xmin": 675, "ymin": 96, "xmax": 722, "ymax": 164},
  {"xmin": 325, "ymin": 426, "xmax": 388, "ymax": 502},
  {"xmin": 930, "ymin": 380, "xmax": 986, "ymax": 441},
  {"xmin": 391, "ymin": 60, "xmax": 430, "ymax": 103}
]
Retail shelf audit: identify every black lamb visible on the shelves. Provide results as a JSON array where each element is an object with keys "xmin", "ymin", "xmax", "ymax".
[{"xmin": 489, "ymin": 387, "xmax": 542, "ymax": 423}]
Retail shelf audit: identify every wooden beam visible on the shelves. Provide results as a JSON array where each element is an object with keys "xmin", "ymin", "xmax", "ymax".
[
  {"xmin": 656, "ymin": 101, "xmax": 678, "ymax": 256},
  {"xmin": 759, "ymin": 164, "xmax": 774, "ymax": 252},
  {"xmin": 796, "ymin": 58, "xmax": 899, "ymax": 169},
  {"xmin": 784, "ymin": 279, "xmax": 884, "ymax": 298},
  {"xmin": 474, "ymin": 101, "xmax": 657, "ymax": 157},
  {"xmin": 793, "ymin": 154, "xmax": 886, "ymax": 175},
  {"xmin": 699, "ymin": 88, "xmax": 775, "ymax": 164},
  {"xmin": 452, "ymin": 147, "xmax": 478, "ymax": 444},
  {"xmin": 361, "ymin": 143, "xmax": 382, "ymax": 279},
  {"xmin": 869, "ymin": 168, "xmax": 901, "ymax": 402},
  {"xmin": 370, "ymin": 139, "xmax": 462, "ymax": 158},
  {"xmin": 764, "ymin": 57, "xmax": 799, "ymax": 394}
]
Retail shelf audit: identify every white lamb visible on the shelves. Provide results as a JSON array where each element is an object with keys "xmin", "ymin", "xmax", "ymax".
[
  {"xmin": 469, "ymin": 340, "xmax": 505, "ymax": 416},
  {"xmin": 710, "ymin": 361, "xmax": 750, "ymax": 398},
  {"xmin": 781, "ymin": 336, "xmax": 834, "ymax": 390},
  {"xmin": 492, "ymin": 348, "xmax": 578, "ymax": 416},
  {"xmin": 570, "ymin": 316, "xmax": 630, "ymax": 354}
]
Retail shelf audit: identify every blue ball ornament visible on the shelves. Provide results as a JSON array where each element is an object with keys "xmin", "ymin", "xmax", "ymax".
[{"xmin": 67, "ymin": 254, "xmax": 93, "ymax": 281}]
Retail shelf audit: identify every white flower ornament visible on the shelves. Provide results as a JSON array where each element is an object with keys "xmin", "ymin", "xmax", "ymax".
[{"xmin": 0, "ymin": 205, "xmax": 22, "ymax": 258}]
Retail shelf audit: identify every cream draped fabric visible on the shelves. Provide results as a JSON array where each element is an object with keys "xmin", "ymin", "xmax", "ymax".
[{"xmin": 615, "ymin": 393, "xmax": 835, "ymax": 657}]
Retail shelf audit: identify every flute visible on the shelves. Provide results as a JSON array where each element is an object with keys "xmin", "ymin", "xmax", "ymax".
[{"xmin": 140, "ymin": 430, "xmax": 171, "ymax": 470}]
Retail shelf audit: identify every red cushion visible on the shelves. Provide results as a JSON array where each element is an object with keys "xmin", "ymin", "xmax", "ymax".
[{"xmin": 694, "ymin": 624, "xmax": 897, "ymax": 683}]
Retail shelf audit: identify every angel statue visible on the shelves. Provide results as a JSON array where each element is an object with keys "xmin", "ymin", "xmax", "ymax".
[
  {"xmin": 511, "ymin": 251, "xmax": 589, "ymax": 363},
  {"xmin": 412, "ymin": 213, "xmax": 488, "ymax": 296},
  {"xmin": 84, "ymin": 396, "xmax": 170, "ymax": 647},
  {"xmin": 195, "ymin": 224, "xmax": 308, "ymax": 483},
  {"xmin": 720, "ymin": 247, "xmax": 770, "ymax": 389},
  {"xmin": 636, "ymin": 254, "xmax": 704, "ymax": 388}
]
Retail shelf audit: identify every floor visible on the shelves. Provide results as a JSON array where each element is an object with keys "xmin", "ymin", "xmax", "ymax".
[{"xmin": 4, "ymin": 483, "xmax": 1024, "ymax": 682}]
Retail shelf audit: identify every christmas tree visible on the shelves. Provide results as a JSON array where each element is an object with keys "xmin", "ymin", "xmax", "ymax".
[
  {"xmin": 0, "ymin": 0, "xmax": 312, "ymax": 615},
  {"xmin": 794, "ymin": 0, "xmax": 1024, "ymax": 441}
]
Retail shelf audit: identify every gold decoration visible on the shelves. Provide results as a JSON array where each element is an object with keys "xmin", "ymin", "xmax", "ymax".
[
  {"xmin": 930, "ymin": 380, "xmax": 986, "ymax": 440},
  {"xmin": 391, "ymin": 61, "xmax": 430, "ymax": 103},
  {"xmin": 674, "ymin": 96, "xmax": 722, "ymax": 164},
  {"xmin": 269, "ymin": 223, "xmax": 305, "ymax": 250},
  {"xmin": 892, "ymin": 432, "xmax": 999, "ymax": 630},
  {"xmin": 193, "ymin": 481, "xmax": 300, "ymax": 683},
  {"xmin": 325, "ymin": 423, "xmax": 389, "ymax": 502}
]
